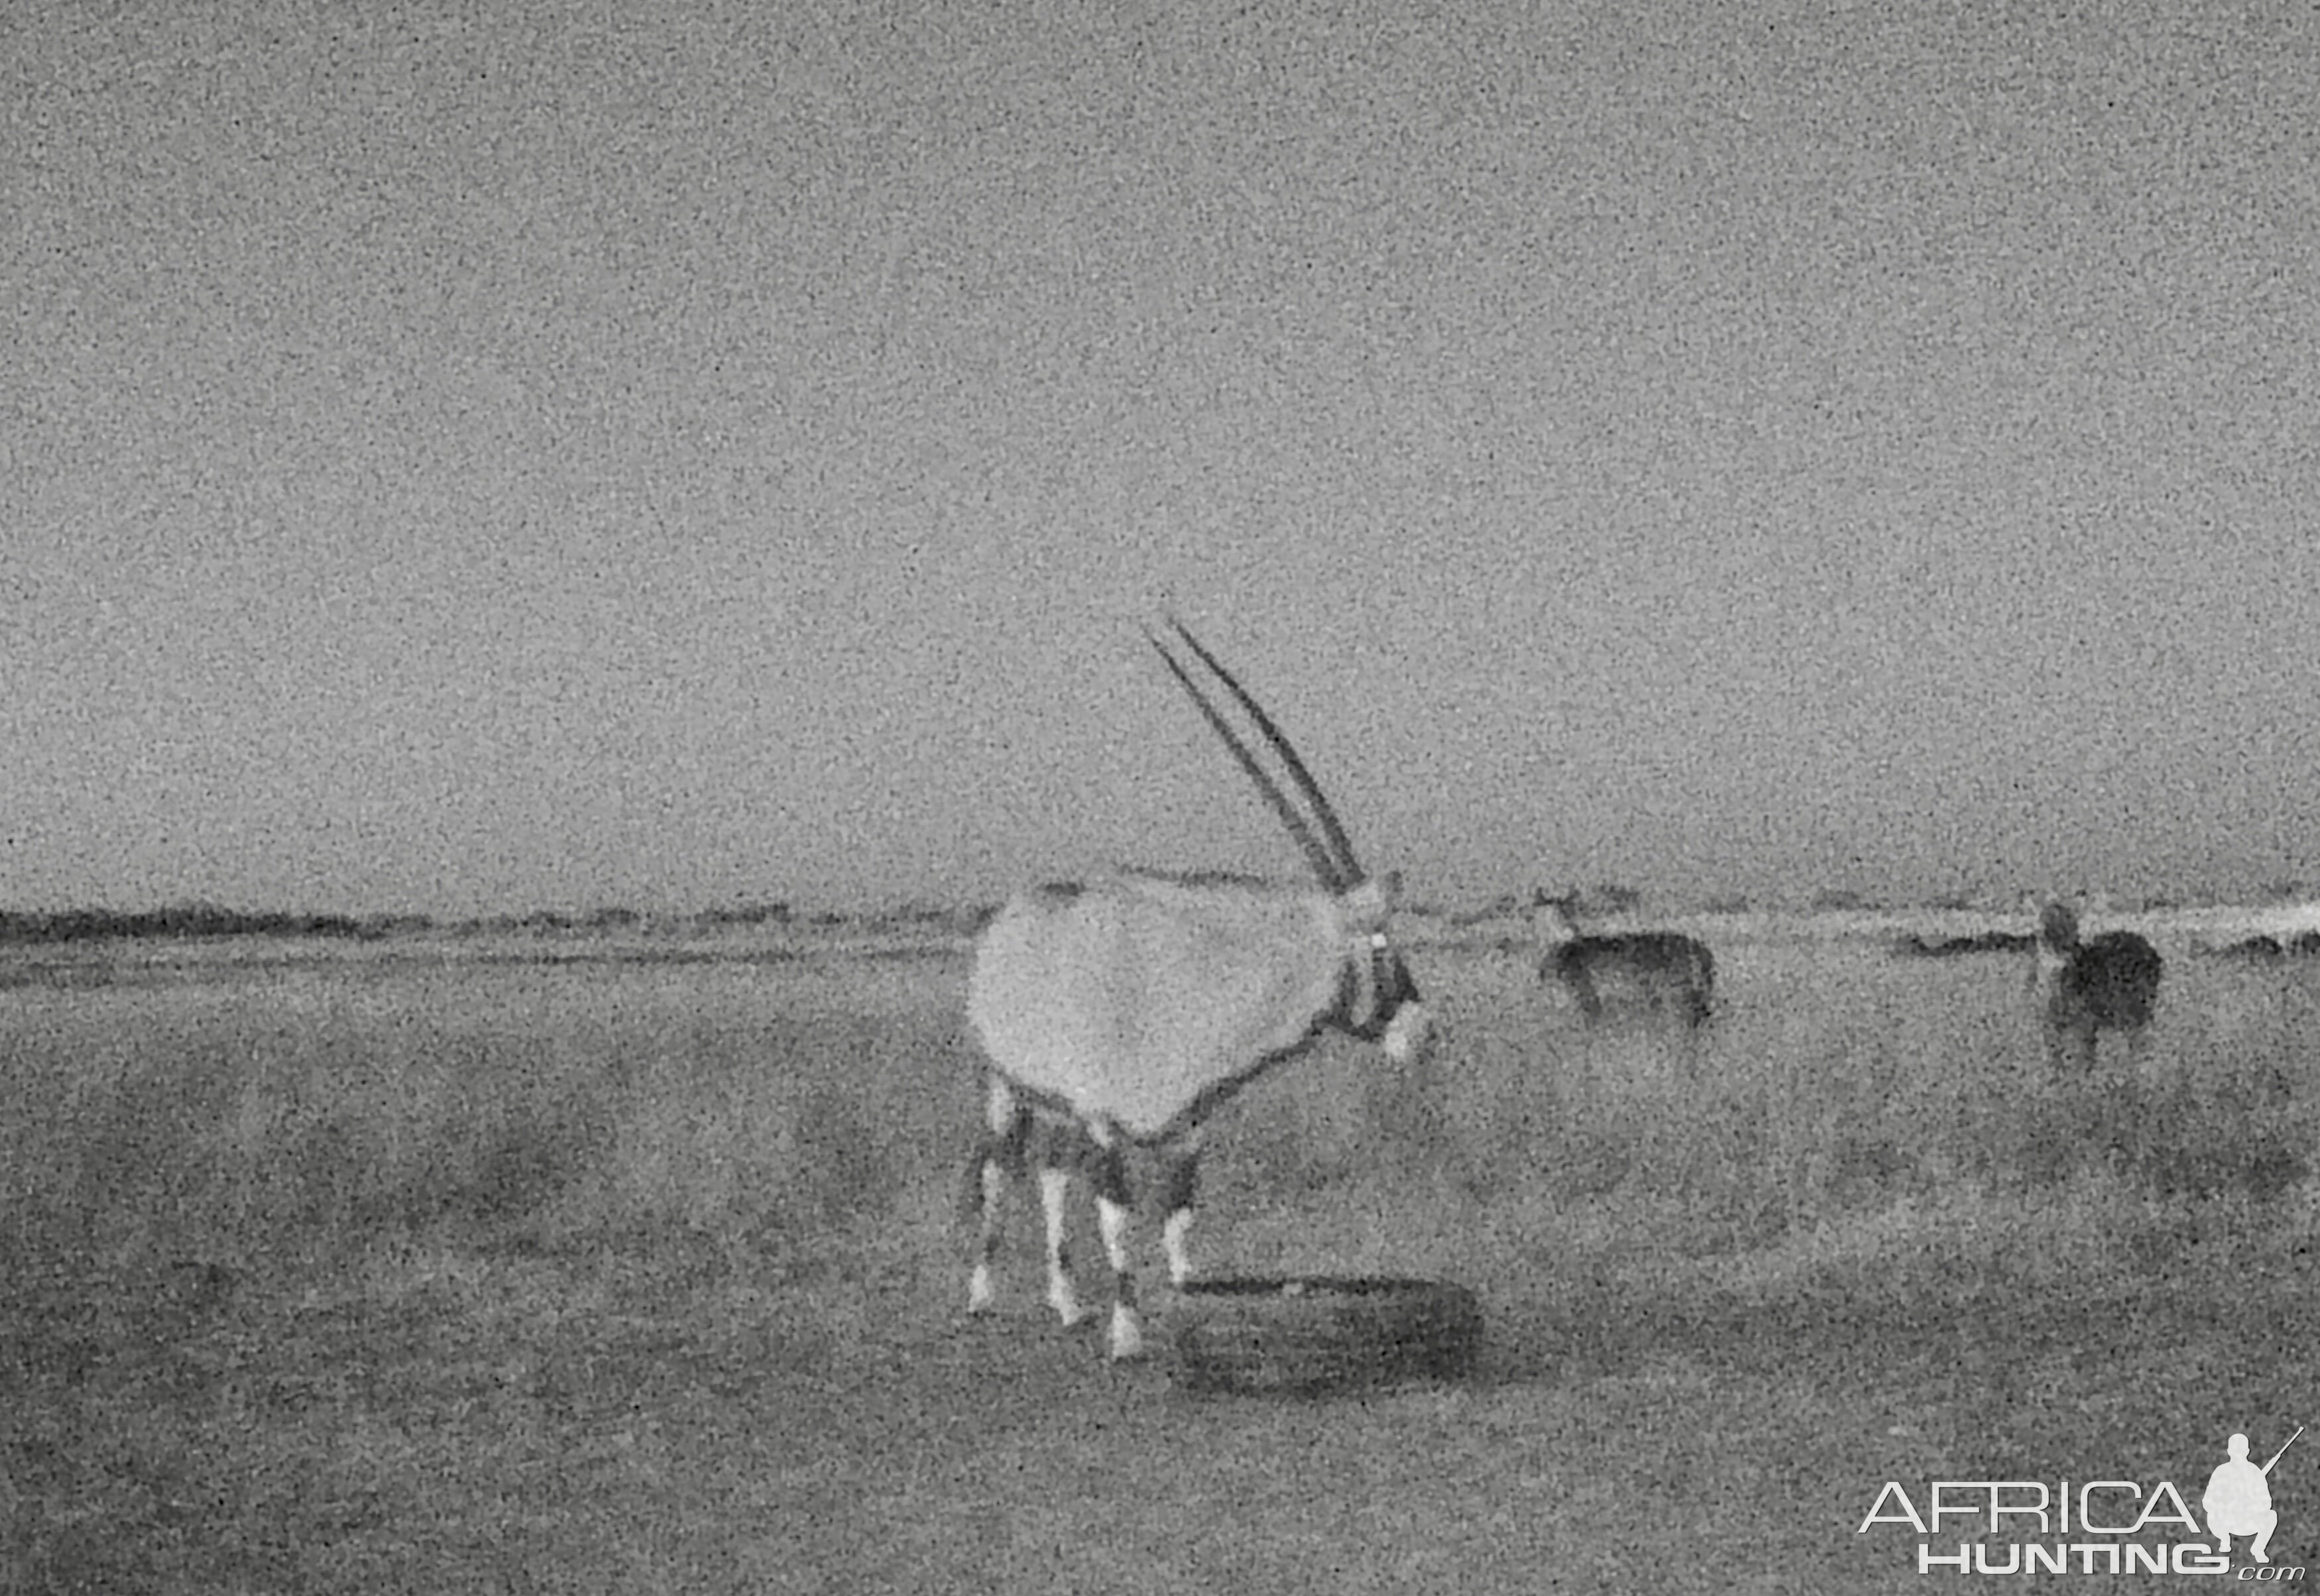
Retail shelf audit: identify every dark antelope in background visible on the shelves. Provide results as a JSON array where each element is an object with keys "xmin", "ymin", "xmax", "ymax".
[
  {"xmin": 1534, "ymin": 897, "xmax": 1715, "ymax": 1030},
  {"xmin": 2026, "ymin": 897, "xmax": 2163, "ymax": 1071}
]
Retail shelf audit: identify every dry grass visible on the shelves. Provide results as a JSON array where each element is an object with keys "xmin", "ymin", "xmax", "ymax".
[{"xmin": 4, "ymin": 931, "xmax": 2318, "ymax": 1591}]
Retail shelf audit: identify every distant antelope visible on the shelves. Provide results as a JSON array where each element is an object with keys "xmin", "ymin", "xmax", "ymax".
[
  {"xmin": 2207, "ymin": 930, "xmax": 2320, "ymax": 960},
  {"xmin": 2025, "ymin": 896, "xmax": 2162, "ymax": 1071},
  {"xmin": 1533, "ymin": 897, "xmax": 1715, "ymax": 1029},
  {"xmin": 964, "ymin": 621, "xmax": 1433, "ymax": 1361}
]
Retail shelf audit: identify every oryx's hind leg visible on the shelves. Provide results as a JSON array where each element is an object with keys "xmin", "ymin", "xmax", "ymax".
[
  {"xmin": 1086, "ymin": 1124, "xmax": 1145, "ymax": 1361},
  {"xmin": 966, "ymin": 1076, "xmax": 1031, "ymax": 1315}
]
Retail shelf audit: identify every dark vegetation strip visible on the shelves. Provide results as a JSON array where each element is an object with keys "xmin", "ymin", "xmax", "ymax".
[
  {"xmin": 0, "ymin": 900, "xmax": 999, "ymax": 944},
  {"xmin": 1891, "ymin": 931, "xmax": 2037, "ymax": 957},
  {"xmin": 0, "ymin": 906, "xmax": 398, "ymax": 942},
  {"xmin": 0, "ymin": 946, "xmax": 978, "ymax": 992}
]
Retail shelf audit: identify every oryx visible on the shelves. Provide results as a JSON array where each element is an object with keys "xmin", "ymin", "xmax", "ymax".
[
  {"xmin": 964, "ymin": 621, "xmax": 1432, "ymax": 1361},
  {"xmin": 2025, "ymin": 895, "xmax": 2162, "ymax": 1072},
  {"xmin": 1532, "ymin": 896, "xmax": 1714, "ymax": 1029}
]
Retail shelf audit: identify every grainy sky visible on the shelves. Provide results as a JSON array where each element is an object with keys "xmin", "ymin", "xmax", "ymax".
[{"xmin": 7, "ymin": 1, "xmax": 2318, "ymax": 916}]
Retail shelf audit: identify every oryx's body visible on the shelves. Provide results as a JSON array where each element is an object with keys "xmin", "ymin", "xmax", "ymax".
[
  {"xmin": 1534, "ymin": 899, "xmax": 1714, "ymax": 1029},
  {"xmin": 2027, "ymin": 897, "xmax": 2162, "ymax": 1072},
  {"xmin": 972, "ymin": 873, "xmax": 1388, "ymax": 1141},
  {"xmin": 964, "ymin": 622, "xmax": 1430, "ymax": 1360}
]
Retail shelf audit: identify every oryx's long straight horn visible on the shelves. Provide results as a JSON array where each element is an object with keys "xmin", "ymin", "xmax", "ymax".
[
  {"xmin": 1159, "ymin": 618, "xmax": 1367, "ymax": 885},
  {"xmin": 1145, "ymin": 624, "xmax": 1345, "ymax": 891}
]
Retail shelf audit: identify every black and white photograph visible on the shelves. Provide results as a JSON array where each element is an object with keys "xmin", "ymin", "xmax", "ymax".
[{"xmin": 7, "ymin": 2, "xmax": 2318, "ymax": 1587}]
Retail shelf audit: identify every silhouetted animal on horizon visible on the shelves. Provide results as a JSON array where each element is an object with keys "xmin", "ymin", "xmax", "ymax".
[
  {"xmin": 1535, "ymin": 899, "xmax": 1714, "ymax": 1029},
  {"xmin": 2027, "ymin": 897, "xmax": 2162, "ymax": 1071}
]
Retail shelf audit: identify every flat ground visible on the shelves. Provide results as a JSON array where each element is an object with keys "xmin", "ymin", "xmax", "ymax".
[{"xmin": 4, "ymin": 925, "xmax": 2315, "ymax": 1591}]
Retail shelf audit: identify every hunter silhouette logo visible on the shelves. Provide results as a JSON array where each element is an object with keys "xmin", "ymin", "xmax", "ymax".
[{"xmin": 2207, "ymin": 1426, "xmax": 2300, "ymax": 1566}]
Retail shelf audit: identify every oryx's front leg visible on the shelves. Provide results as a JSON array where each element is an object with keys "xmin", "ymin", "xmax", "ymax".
[
  {"xmin": 1035, "ymin": 1147, "xmax": 1088, "ymax": 1328},
  {"xmin": 1087, "ymin": 1125, "xmax": 1145, "ymax": 1360},
  {"xmin": 1157, "ymin": 1133, "xmax": 1201, "ymax": 1291}
]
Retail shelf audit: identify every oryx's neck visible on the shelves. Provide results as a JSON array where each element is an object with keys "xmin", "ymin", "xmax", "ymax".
[{"xmin": 1330, "ymin": 930, "xmax": 1402, "ymax": 1044}]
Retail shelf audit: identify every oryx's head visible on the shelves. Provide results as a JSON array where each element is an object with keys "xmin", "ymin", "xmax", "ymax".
[
  {"xmin": 2021, "ymin": 893, "xmax": 2076, "ymax": 996},
  {"xmin": 1145, "ymin": 619, "xmax": 1432, "ymax": 1065},
  {"xmin": 2030, "ymin": 896, "xmax": 2081, "ymax": 953}
]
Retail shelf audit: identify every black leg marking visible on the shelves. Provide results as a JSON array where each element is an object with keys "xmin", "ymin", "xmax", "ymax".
[
  {"xmin": 1158, "ymin": 1147, "xmax": 1198, "ymax": 1216},
  {"xmin": 1094, "ymin": 1139, "xmax": 1137, "ymax": 1314},
  {"xmin": 1090, "ymin": 1137, "xmax": 1133, "ymax": 1206}
]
